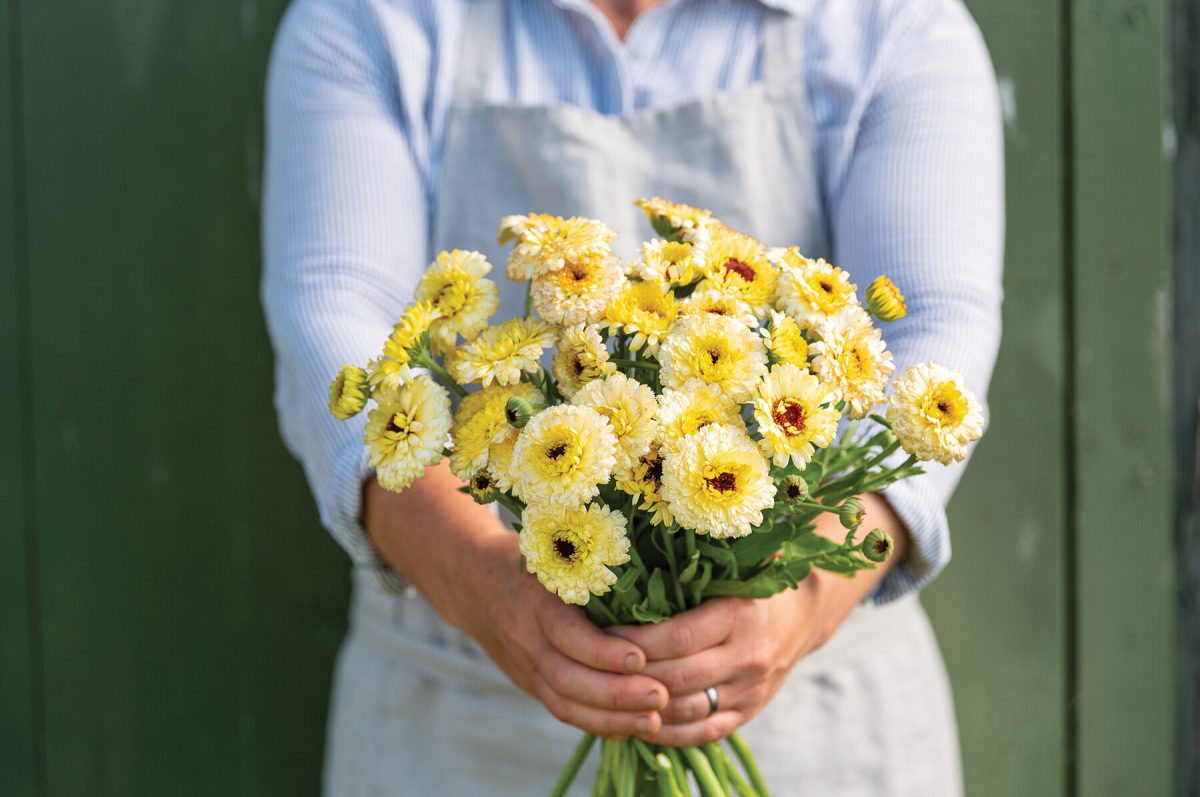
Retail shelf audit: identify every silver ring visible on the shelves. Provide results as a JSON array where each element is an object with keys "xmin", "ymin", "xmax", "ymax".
[{"xmin": 704, "ymin": 686, "xmax": 719, "ymax": 716}]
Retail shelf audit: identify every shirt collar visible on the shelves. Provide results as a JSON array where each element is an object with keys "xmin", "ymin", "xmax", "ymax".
[{"xmin": 549, "ymin": 0, "xmax": 810, "ymax": 14}]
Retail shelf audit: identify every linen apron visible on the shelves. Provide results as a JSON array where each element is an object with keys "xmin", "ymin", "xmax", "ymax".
[{"xmin": 324, "ymin": 1, "xmax": 962, "ymax": 794}]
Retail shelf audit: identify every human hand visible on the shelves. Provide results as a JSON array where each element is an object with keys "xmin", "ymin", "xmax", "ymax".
[
  {"xmin": 607, "ymin": 493, "xmax": 909, "ymax": 746},
  {"xmin": 363, "ymin": 469, "xmax": 668, "ymax": 739}
]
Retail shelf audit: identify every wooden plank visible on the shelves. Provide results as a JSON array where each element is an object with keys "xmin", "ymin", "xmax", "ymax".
[
  {"xmin": 1172, "ymin": 0, "xmax": 1200, "ymax": 792},
  {"xmin": 16, "ymin": 2, "xmax": 349, "ymax": 793},
  {"xmin": 1070, "ymin": 1, "xmax": 1175, "ymax": 794},
  {"xmin": 921, "ymin": 3, "xmax": 1069, "ymax": 795},
  {"xmin": 0, "ymin": 0, "xmax": 40, "ymax": 794}
]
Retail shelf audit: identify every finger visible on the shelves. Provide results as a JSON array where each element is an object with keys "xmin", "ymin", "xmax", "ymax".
[
  {"xmin": 638, "ymin": 710, "xmax": 744, "ymax": 747},
  {"xmin": 532, "ymin": 678, "xmax": 663, "ymax": 739},
  {"xmin": 642, "ymin": 645, "xmax": 733, "ymax": 697},
  {"xmin": 536, "ymin": 599, "xmax": 647, "ymax": 674},
  {"xmin": 608, "ymin": 599, "xmax": 739, "ymax": 661},
  {"xmin": 658, "ymin": 684, "xmax": 738, "ymax": 725},
  {"xmin": 537, "ymin": 645, "xmax": 669, "ymax": 713}
]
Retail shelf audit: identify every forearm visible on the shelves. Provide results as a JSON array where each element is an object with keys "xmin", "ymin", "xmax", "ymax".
[{"xmin": 362, "ymin": 460, "xmax": 516, "ymax": 629}]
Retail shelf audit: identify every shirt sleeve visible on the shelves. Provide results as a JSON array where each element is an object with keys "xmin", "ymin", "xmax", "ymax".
[
  {"xmin": 826, "ymin": 0, "xmax": 1005, "ymax": 603},
  {"xmin": 260, "ymin": 0, "xmax": 432, "ymax": 571}
]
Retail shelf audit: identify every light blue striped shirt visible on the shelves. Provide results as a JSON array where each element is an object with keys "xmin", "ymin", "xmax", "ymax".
[{"xmin": 262, "ymin": 0, "xmax": 1004, "ymax": 602}]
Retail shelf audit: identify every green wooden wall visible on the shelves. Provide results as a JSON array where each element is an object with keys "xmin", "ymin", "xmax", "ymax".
[{"xmin": 0, "ymin": 1, "xmax": 1176, "ymax": 795}]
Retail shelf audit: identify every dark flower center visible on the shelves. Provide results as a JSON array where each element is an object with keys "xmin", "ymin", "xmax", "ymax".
[
  {"xmin": 772, "ymin": 399, "xmax": 807, "ymax": 436},
  {"xmin": 553, "ymin": 537, "xmax": 578, "ymax": 561},
  {"xmin": 546, "ymin": 443, "xmax": 568, "ymax": 459},
  {"xmin": 724, "ymin": 258, "xmax": 757, "ymax": 282},
  {"xmin": 706, "ymin": 471, "xmax": 738, "ymax": 493}
]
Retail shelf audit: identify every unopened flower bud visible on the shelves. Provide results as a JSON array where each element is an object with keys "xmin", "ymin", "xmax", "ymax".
[
  {"xmin": 779, "ymin": 475, "xmax": 810, "ymax": 505},
  {"xmin": 862, "ymin": 529, "xmax": 895, "ymax": 563},
  {"xmin": 838, "ymin": 497, "xmax": 866, "ymax": 530},
  {"xmin": 467, "ymin": 471, "xmax": 497, "ymax": 505},
  {"xmin": 505, "ymin": 396, "xmax": 536, "ymax": 428},
  {"xmin": 328, "ymin": 365, "xmax": 370, "ymax": 420},
  {"xmin": 865, "ymin": 275, "xmax": 907, "ymax": 322}
]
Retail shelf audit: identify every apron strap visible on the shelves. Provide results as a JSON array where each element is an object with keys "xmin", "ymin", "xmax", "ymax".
[
  {"xmin": 761, "ymin": 6, "xmax": 806, "ymax": 92},
  {"xmin": 453, "ymin": 0, "xmax": 504, "ymax": 105}
]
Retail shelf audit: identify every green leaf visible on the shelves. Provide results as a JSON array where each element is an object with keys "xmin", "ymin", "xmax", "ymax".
[
  {"xmin": 645, "ymin": 569, "xmax": 670, "ymax": 615},
  {"xmin": 783, "ymin": 533, "xmax": 840, "ymax": 558},
  {"xmin": 678, "ymin": 549, "xmax": 701, "ymax": 583}
]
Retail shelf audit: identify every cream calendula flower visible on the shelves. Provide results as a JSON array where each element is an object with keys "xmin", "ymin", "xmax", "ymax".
[
  {"xmin": 697, "ymin": 231, "xmax": 778, "ymax": 316},
  {"xmin": 615, "ymin": 441, "xmax": 673, "ymax": 527},
  {"xmin": 658, "ymin": 314, "xmax": 768, "ymax": 403},
  {"xmin": 752, "ymin": 363, "xmax": 840, "ymax": 468},
  {"xmin": 810, "ymin": 310, "xmax": 894, "ymax": 419},
  {"xmin": 571, "ymin": 372, "xmax": 659, "ymax": 478},
  {"xmin": 639, "ymin": 239, "xmax": 702, "ymax": 286},
  {"xmin": 498, "ymin": 214, "xmax": 616, "ymax": 280},
  {"xmin": 448, "ymin": 382, "xmax": 541, "ymax": 480},
  {"xmin": 552, "ymin": 324, "xmax": 616, "ymax": 398},
  {"xmin": 660, "ymin": 423, "xmax": 774, "ymax": 538},
  {"xmin": 775, "ymin": 249, "xmax": 859, "ymax": 326},
  {"xmin": 761, "ymin": 310, "xmax": 810, "ymax": 368},
  {"xmin": 635, "ymin": 197, "xmax": 714, "ymax": 244},
  {"xmin": 676, "ymin": 288, "xmax": 759, "ymax": 329},
  {"xmin": 450, "ymin": 318, "xmax": 557, "ymax": 387},
  {"xmin": 530, "ymin": 254, "xmax": 626, "ymax": 326},
  {"xmin": 328, "ymin": 365, "xmax": 370, "ymax": 420},
  {"xmin": 364, "ymin": 374, "xmax": 452, "ymax": 493},
  {"xmin": 604, "ymin": 279, "xmax": 678, "ymax": 354},
  {"xmin": 415, "ymin": 249, "xmax": 500, "ymax": 353},
  {"xmin": 656, "ymin": 378, "xmax": 747, "ymax": 446},
  {"xmin": 367, "ymin": 301, "xmax": 440, "ymax": 391},
  {"xmin": 886, "ymin": 362, "xmax": 985, "ymax": 464},
  {"xmin": 510, "ymin": 405, "xmax": 618, "ymax": 507},
  {"xmin": 519, "ymin": 502, "xmax": 630, "ymax": 605}
]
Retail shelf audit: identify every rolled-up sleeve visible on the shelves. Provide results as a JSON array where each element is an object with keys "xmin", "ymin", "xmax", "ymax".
[
  {"xmin": 261, "ymin": 0, "xmax": 430, "ymax": 567},
  {"xmin": 828, "ymin": 1, "xmax": 1005, "ymax": 602}
]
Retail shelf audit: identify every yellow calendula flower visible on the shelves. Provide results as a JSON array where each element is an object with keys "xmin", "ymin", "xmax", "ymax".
[
  {"xmin": 498, "ymin": 214, "xmax": 617, "ymax": 280},
  {"xmin": 448, "ymin": 382, "xmax": 541, "ymax": 480},
  {"xmin": 810, "ymin": 309, "xmax": 894, "ymax": 419},
  {"xmin": 865, "ymin": 275, "xmax": 908, "ymax": 322},
  {"xmin": 519, "ymin": 502, "xmax": 630, "ymax": 605},
  {"xmin": 752, "ymin": 363, "xmax": 840, "ymax": 468},
  {"xmin": 450, "ymin": 317, "xmax": 557, "ymax": 387},
  {"xmin": 604, "ymin": 279, "xmax": 678, "ymax": 354},
  {"xmin": 367, "ymin": 301, "xmax": 441, "ymax": 391},
  {"xmin": 697, "ymin": 231, "xmax": 778, "ymax": 317},
  {"xmin": 676, "ymin": 288, "xmax": 760, "ymax": 329},
  {"xmin": 656, "ymin": 378, "xmax": 747, "ymax": 446},
  {"xmin": 552, "ymin": 324, "xmax": 617, "ymax": 399},
  {"xmin": 660, "ymin": 423, "xmax": 775, "ymax": 539},
  {"xmin": 886, "ymin": 362, "xmax": 985, "ymax": 464},
  {"xmin": 328, "ymin": 365, "xmax": 370, "ymax": 420},
  {"xmin": 658, "ymin": 314, "xmax": 768, "ymax": 404},
  {"xmin": 638, "ymin": 239, "xmax": 702, "ymax": 286},
  {"xmin": 571, "ymin": 372, "xmax": 659, "ymax": 478},
  {"xmin": 415, "ymin": 249, "xmax": 500, "ymax": 353},
  {"xmin": 616, "ymin": 441, "xmax": 673, "ymax": 527},
  {"xmin": 761, "ymin": 310, "xmax": 810, "ymax": 368},
  {"xmin": 774, "ymin": 249, "xmax": 859, "ymax": 327},
  {"xmin": 510, "ymin": 405, "xmax": 618, "ymax": 507},
  {"xmin": 530, "ymin": 254, "xmax": 626, "ymax": 326},
  {"xmin": 635, "ymin": 197, "xmax": 714, "ymax": 244},
  {"xmin": 364, "ymin": 374, "xmax": 452, "ymax": 493}
]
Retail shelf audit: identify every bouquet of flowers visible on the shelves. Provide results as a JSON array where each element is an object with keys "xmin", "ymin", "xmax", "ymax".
[{"xmin": 326, "ymin": 198, "xmax": 985, "ymax": 796}]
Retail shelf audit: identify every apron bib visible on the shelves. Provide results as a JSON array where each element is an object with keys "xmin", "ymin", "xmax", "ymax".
[{"xmin": 324, "ymin": 2, "xmax": 961, "ymax": 794}]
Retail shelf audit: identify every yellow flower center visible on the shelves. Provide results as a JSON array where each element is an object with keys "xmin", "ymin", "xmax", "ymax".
[
  {"xmin": 701, "ymin": 461, "xmax": 749, "ymax": 501},
  {"xmin": 385, "ymin": 410, "xmax": 415, "ymax": 439},
  {"xmin": 923, "ymin": 382, "xmax": 968, "ymax": 425},
  {"xmin": 536, "ymin": 427, "xmax": 584, "ymax": 476},
  {"xmin": 771, "ymin": 398, "xmax": 808, "ymax": 437},
  {"xmin": 433, "ymin": 279, "xmax": 469, "ymax": 317}
]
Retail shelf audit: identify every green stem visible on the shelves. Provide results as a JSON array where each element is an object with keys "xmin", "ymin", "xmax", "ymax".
[
  {"xmin": 712, "ymin": 743, "xmax": 759, "ymax": 797},
  {"xmin": 663, "ymin": 748, "xmax": 691, "ymax": 795},
  {"xmin": 658, "ymin": 526, "xmax": 687, "ymax": 612},
  {"xmin": 617, "ymin": 741, "xmax": 637, "ymax": 797},
  {"xmin": 703, "ymin": 743, "xmax": 730, "ymax": 793},
  {"xmin": 587, "ymin": 596, "xmax": 621, "ymax": 627},
  {"xmin": 727, "ymin": 733, "xmax": 770, "ymax": 797},
  {"xmin": 493, "ymin": 490, "xmax": 525, "ymax": 519},
  {"xmin": 611, "ymin": 358, "xmax": 660, "ymax": 371},
  {"xmin": 682, "ymin": 746, "xmax": 726, "ymax": 797},
  {"xmin": 551, "ymin": 734, "xmax": 597, "ymax": 797},
  {"xmin": 417, "ymin": 351, "xmax": 468, "ymax": 397},
  {"xmin": 524, "ymin": 279, "xmax": 533, "ymax": 318}
]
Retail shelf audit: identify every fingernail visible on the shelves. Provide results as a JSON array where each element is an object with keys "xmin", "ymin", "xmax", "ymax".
[
  {"xmin": 643, "ymin": 691, "xmax": 663, "ymax": 710},
  {"xmin": 635, "ymin": 715, "xmax": 652, "ymax": 734},
  {"xmin": 623, "ymin": 653, "xmax": 642, "ymax": 673}
]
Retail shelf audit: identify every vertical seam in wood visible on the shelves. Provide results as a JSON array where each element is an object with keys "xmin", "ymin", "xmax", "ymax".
[
  {"xmin": 1060, "ymin": 0, "xmax": 1079, "ymax": 795},
  {"xmin": 7, "ymin": 1, "xmax": 45, "ymax": 793}
]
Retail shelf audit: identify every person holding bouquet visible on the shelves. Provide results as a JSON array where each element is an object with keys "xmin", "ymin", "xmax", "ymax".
[{"xmin": 262, "ymin": 0, "xmax": 1003, "ymax": 794}]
